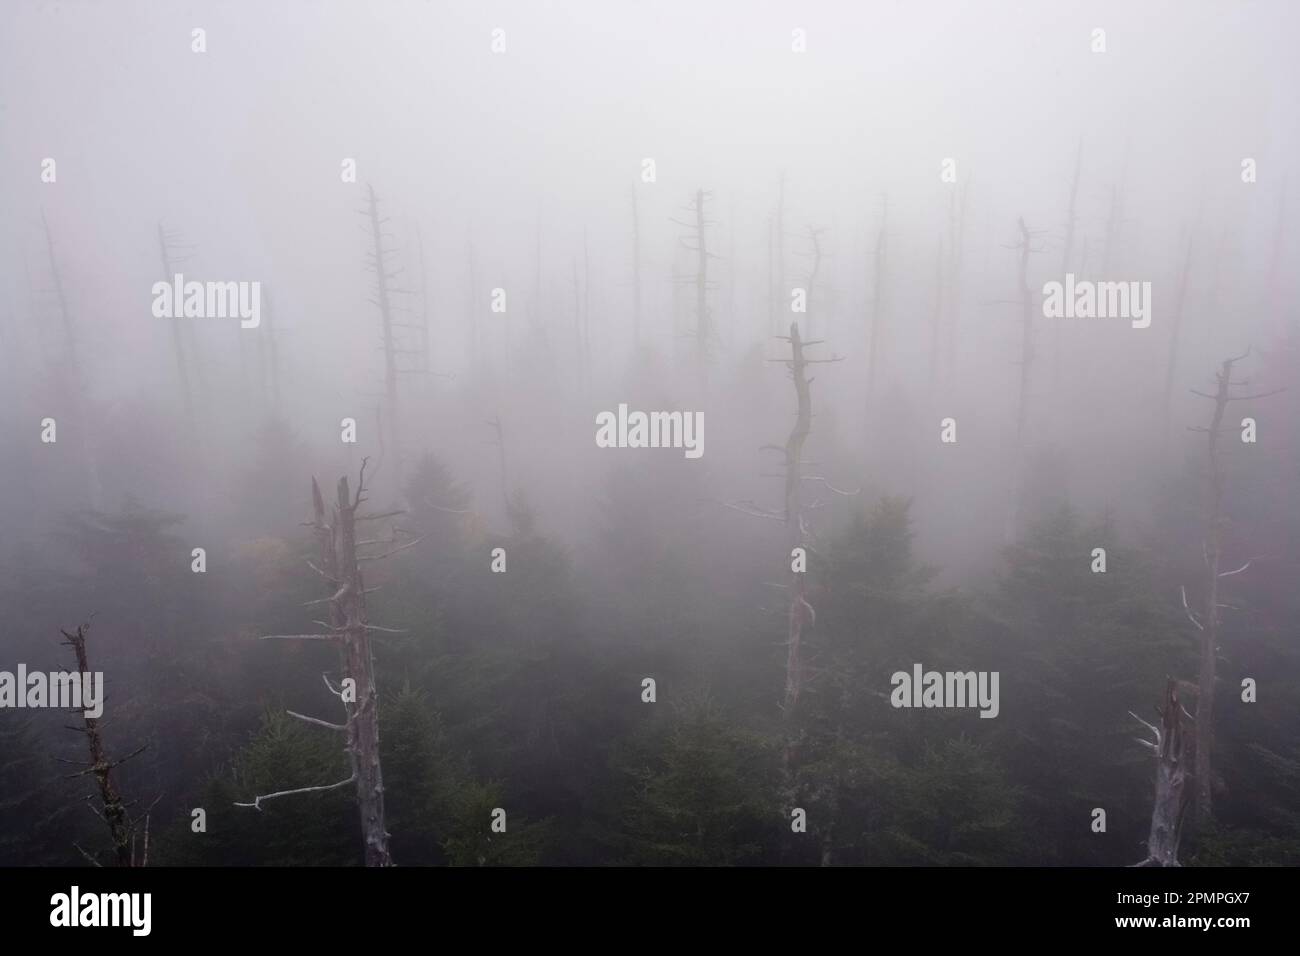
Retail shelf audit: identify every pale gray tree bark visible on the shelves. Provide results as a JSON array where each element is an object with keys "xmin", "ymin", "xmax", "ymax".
[
  {"xmin": 243, "ymin": 460, "xmax": 422, "ymax": 867},
  {"xmin": 1131, "ymin": 679, "xmax": 1191, "ymax": 866}
]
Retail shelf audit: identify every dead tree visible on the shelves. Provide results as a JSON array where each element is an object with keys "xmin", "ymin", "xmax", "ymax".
[
  {"xmin": 487, "ymin": 416, "xmax": 518, "ymax": 534},
  {"xmin": 715, "ymin": 325, "xmax": 854, "ymax": 864},
  {"xmin": 465, "ymin": 233, "xmax": 484, "ymax": 376},
  {"xmin": 1160, "ymin": 230, "xmax": 1195, "ymax": 454},
  {"xmin": 363, "ymin": 185, "xmax": 403, "ymax": 467},
  {"xmin": 1264, "ymin": 179, "xmax": 1286, "ymax": 323},
  {"xmin": 1005, "ymin": 217, "xmax": 1044, "ymax": 541},
  {"xmin": 774, "ymin": 325, "xmax": 851, "ymax": 865},
  {"xmin": 41, "ymin": 211, "xmax": 83, "ymax": 384},
  {"xmin": 241, "ymin": 460, "xmax": 420, "ymax": 867},
  {"xmin": 156, "ymin": 221, "xmax": 201, "ymax": 418},
  {"xmin": 726, "ymin": 198, "xmax": 737, "ymax": 351},
  {"xmin": 1100, "ymin": 143, "xmax": 1132, "ymax": 280},
  {"xmin": 772, "ymin": 323, "xmax": 847, "ymax": 727},
  {"xmin": 1181, "ymin": 351, "xmax": 1283, "ymax": 823},
  {"xmin": 718, "ymin": 324, "xmax": 850, "ymax": 727},
  {"xmin": 1206, "ymin": 225, "xmax": 1230, "ymax": 317},
  {"xmin": 1060, "ymin": 141, "xmax": 1083, "ymax": 283},
  {"xmin": 801, "ymin": 226, "xmax": 826, "ymax": 341},
  {"xmin": 415, "ymin": 221, "xmax": 434, "ymax": 377},
  {"xmin": 780, "ymin": 323, "xmax": 815, "ymax": 724},
  {"xmin": 631, "ymin": 187, "xmax": 643, "ymax": 350},
  {"xmin": 775, "ymin": 172, "xmax": 787, "ymax": 339},
  {"xmin": 927, "ymin": 237, "xmax": 944, "ymax": 398},
  {"xmin": 1130, "ymin": 679, "xmax": 1191, "ymax": 866},
  {"xmin": 1102, "ymin": 183, "xmax": 1121, "ymax": 272},
  {"xmin": 693, "ymin": 189, "xmax": 710, "ymax": 352},
  {"xmin": 767, "ymin": 214, "xmax": 777, "ymax": 339},
  {"xmin": 1013, "ymin": 217, "xmax": 1039, "ymax": 446},
  {"xmin": 40, "ymin": 211, "xmax": 101, "ymax": 509},
  {"xmin": 944, "ymin": 180, "xmax": 970, "ymax": 386},
  {"xmin": 571, "ymin": 257, "xmax": 584, "ymax": 386},
  {"xmin": 668, "ymin": 190, "xmax": 718, "ymax": 389},
  {"xmin": 261, "ymin": 287, "xmax": 284, "ymax": 414},
  {"xmin": 58, "ymin": 624, "xmax": 149, "ymax": 867},
  {"xmin": 865, "ymin": 201, "xmax": 888, "ymax": 402},
  {"xmin": 583, "ymin": 227, "xmax": 593, "ymax": 389},
  {"xmin": 1053, "ymin": 141, "xmax": 1083, "ymax": 390},
  {"xmin": 362, "ymin": 195, "xmax": 426, "ymax": 480}
]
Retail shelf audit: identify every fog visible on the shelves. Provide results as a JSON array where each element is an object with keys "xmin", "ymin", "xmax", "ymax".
[{"xmin": 1, "ymin": 1, "xmax": 1297, "ymax": 868}]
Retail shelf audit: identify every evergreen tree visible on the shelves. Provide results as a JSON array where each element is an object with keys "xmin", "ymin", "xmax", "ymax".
[{"xmin": 605, "ymin": 692, "xmax": 779, "ymax": 866}]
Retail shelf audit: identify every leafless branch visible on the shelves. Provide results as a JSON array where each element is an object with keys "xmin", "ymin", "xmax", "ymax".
[
  {"xmin": 1179, "ymin": 586, "xmax": 1204, "ymax": 631},
  {"xmin": 358, "ymin": 535, "xmax": 425, "ymax": 561},
  {"xmin": 1226, "ymin": 387, "xmax": 1286, "ymax": 402},
  {"xmin": 234, "ymin": 773, "xmax": 357, "ymax": 810},
  {"xmin": 355, "ymin": 510, "xmax": 406, "ymax": 522},
  {"xmin": 1218, "ymin": 560, "xmax": 1252, "ymax": 578},
  {"xmin": 714, "ymin": 498, "xmax": 785, "ymax": 521},
  {"xmin": 73, "ymin": 843, "xmax": 103, "ymax": 867},
  {"xmin": 286, "ymin": 710, "xmax": 348, "ymax": 732},
  {"xmin": 801, "ymin": 475, "xmax": 861, "ymax": 496},
  {"xmin": 305, "ymin": 560, "xmax": 338, "ymax": 582}
]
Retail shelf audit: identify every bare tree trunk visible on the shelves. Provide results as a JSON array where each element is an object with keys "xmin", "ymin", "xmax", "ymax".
[
  {"xmin": 1055, "ymin": 141, "xmax": 1082, "ymax": 396},
  {"xmin": 1101, "ymin": 168, "xmax": 1126, "ymax": 278},
  {"xmin": 42, "ymin": 211, "xmax": 102, "ymax": 510},
  {"xmin": 944, "ymin": 182, "xmax": 969, "ymax": 386},
  {"xmin": 488, "ymin": 416, "xmax": 515, "ymax": 534},
  {"xmin": 767, "ymin": 215, "xmax": 776, "ymax": 339},
  {"xmin": 694, "ymin": 189, "xmax": 710, "ymax": 388},
  {"xmin": 365, "ymin": 185, "xmax": 401, "ymax": 471},
  {"xmin": 466, "ymin": 233, "xmax": 480, "ymax": 373},
  {"xmin": 244, "ymin": 462, "xmax": 416, "ymax": 867},
  {"xmin": 776, "ymin": 173, "xmax": 786, "ymax": 339},
  {"xmin": 1264, "ymin": 180, "xmax": 1286, "ymax": 323},
  {"xmin": 775, "ymin": 323, "xmax": 847, "ymax": 864},
  {"xmin": 1160, "ymin": 232, "xmax": 1194, "ymax": 455},
  {"xmin": 416, "ymin": 221, "xmax": 433, "ymax": 377},
  {"xmin": 727, "ymin": 197, "xmax": 737, "ymax": 352},
  {"xmin": 804, "ymin": 226, "xmax": 824, "ymax": 341},
  {"xmin": 571, "ymin": 257, "xmax": 583, "ymax": 387},
  {"xmin": 583, "ymin": 227, "xmax": 593, "ymax": 392},
  {"xmin": 865, "ymin": 205, "xmax": 888, "ymax": 403},
  {"xmin": 1060, "ymin": 140, "xmax": 1082, "ymax": 282},
  {"xmin": 1185, "ymin": 352, "xmax": 1283, "ymax": 824},
  {"xmin": 670, "ymin": 189, "xmax": 715, "ymax": 391},
  {"xmin": 631, "ymin": 188, "xmax": 642, "ymax": 350},
  {"xmin": 781, "ymin": 323, "xmax": 815, "ymax": 731},
  {"xmin": 332, "ymin": 474, "xmax": 392, "ymax": 867},
  {"xmin": 1014, "ymin": 217, "xmax": 1036, "ymax": 447},
  {"xmin": 1196, "ymin": 359, "xmax": 1231, "ymax": 824},
  {"xmin": 1206, "ymin": 224, "xmax": 1229, "ymax": 317},
  {"xmin": 1100, "ymin": 142, "xmax": 1131, "ymax": 280},
  {"xmin": 927, "ymin": 238, "xmax": 944, "ymax": 399},
  {"xmin": 1195, "ymin": 359, "xmax": 1229, "ymax": 823},
  {"xmin": 262, "ymin": 288, "xmax": 283, "ymax": 414},
  {"xmin": 156, "ymin": 221, "xmax": 201, "ymax": 420},
  {"xmin": 61, "ymin": 624, "xmax": 144, "ymax": 867},
  {"xmin": 1007, "ymin": 217, "xmax": 1037, "ymax": 541},
  {"xmin": 1132, "ymin": 679, "xmax": 1191, "ymax": 866}
]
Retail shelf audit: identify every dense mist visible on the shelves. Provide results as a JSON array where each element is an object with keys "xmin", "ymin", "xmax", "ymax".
[{"xmin": 1, "ymin": 1, "xmax": 1297, "ymax": 869}]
